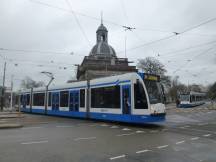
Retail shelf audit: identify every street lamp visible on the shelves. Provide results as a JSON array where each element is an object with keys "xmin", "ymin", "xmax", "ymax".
[{"xmin": 41, "ymin": 71, "xmax": 54, "ymax": 115}]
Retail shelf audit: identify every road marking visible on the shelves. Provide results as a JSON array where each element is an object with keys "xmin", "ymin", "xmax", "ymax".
[
  {"xmin": 56, "ymin": 125, "xmax": 73, "ymax": 128},
  {"xmin": 191, "ymin": 137, "xmax": 200, "ymax": 140},
  {"xmin": 110, "ymin": 126, "xmax": 119, "ymax": 129},
  {"xmin": 161, "ymin": 128, "xmax": 168, "ymax": 131},
  {"xmin": 176, "ymin": 140, "xmax": 185, "ymax": 145},
  {"xmin": 207, "ymin": 112, "xmax": 212, "ymax": 114},
  {"xmin": 89, "ymin": 124, "xmax": 97, "ymax": 127},
  {"xmin": 116, "ymin": 133, "xmax": 134, "ymax": 137},
  {"xmin": 110, "ymin": 155, "xmax": 126, "ymax": 160},
  {"xmin": 136, "ymin": 130, "xmax": 145, "ymax": 133},
  {"xmin": 184, "ymin": 125, "xmax": 190, "ymax": 128},
  {"xmin": 22, "ymin": 127, "xmax": 42, "ymax": 129},
  {"xmin": 101, "ymin": 124, "xmax": 109, "ymax": 127},
  {"xmin": 150, "ymin": 130, "xmax": 159, "ymax": 133},
  {"xmin": 122, "ymin": 128, "xmax": 131, "ymax": 131},
  {"xmin": 74, "ymin": 137, "xmax": 96, "ymax": 141},
  {"xmin": 180, "ymin": 127, "xmax": 215, "ymax": 134},
  {"xmin": 198, "ymin": 123, "xmax": 208, "ymax": 126},
  {"xmin": 136, "ymin": 149, "xmax": 151, "ymax": 154},
  {"xmin": 203, "ymin": 134, "xmax": 211, "ymax": 137},
  {"xmin": 157, "ymin": 145, "xmax": 169, "ymax": 149},
  {"xmin": 21, "ymin": 140, "xmax": 48, "ymax": 145}
]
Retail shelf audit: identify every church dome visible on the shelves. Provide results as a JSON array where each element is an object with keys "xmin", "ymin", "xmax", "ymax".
[
  {"xmin": 89, "ymin": 23, "xmax": 116, "ymax": 57},
  {"xmin": 97, "ymin": 24, "xmax": 108, "ymax": 32},
  {"xmin": 89, "ymin": 41, "xmax": 116, "ymax": 57}
]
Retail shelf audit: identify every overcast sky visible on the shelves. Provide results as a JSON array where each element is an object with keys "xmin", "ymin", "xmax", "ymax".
[{"xmin": 0, "ymin": 0, "xmax": 216, "ymax": 90}]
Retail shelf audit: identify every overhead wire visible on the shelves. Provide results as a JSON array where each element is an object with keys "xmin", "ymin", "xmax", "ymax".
[
  {"xmin": 172, "ymin": 46, "xmax": 215, "ymax": 74},
  {"xmin": 29, "ymin": 0, "xmax": 175, "ymax": 34},
  {"xmin": 64, "ymin": 0, "xmax": 92, "ymax": 47},
  {"xmin": 158, "ymin": 39, "xmax": 216, "ymax": 58},
  {"xmin": 0, "ymin": 47, "xmax": 71, "ymax": 55}
]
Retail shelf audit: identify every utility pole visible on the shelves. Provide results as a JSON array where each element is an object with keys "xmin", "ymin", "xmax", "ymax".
[
  {"xmin": 41, "ymin": 71, "xmax": 54, "ymax": 115},
  {"xmin": 10, "ymin": 75, "xmax": 13, "ymax": 110},
  {"xmin": 1, "ymin": 62, "xmax": 6, "ymax": 111}
]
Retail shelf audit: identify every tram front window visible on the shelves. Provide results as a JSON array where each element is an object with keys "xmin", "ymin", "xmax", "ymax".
[
  {"xmin": 180, "ymin": 95, "xmax": 190, "ymax": 101},
  {"xmin": 144, "ymin": 80, "xmax": 163, "ymax": 104}
]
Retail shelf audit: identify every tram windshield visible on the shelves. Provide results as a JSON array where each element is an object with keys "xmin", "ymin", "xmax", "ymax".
[
  {"xmin": 180, "ymin": 95, "xmax": 190, "ymax": 101},
  {"xmin": 144, "ymin": 80, "xmax": 163, "ymax": 104}
]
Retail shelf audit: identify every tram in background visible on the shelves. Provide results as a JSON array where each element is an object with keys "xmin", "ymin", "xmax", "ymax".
[
  {"xmin": 179, "ymin": 91, "xmax": 206, "ymax": 108},
  {"xmin": 19, "ymin": 72, "xmax": 166, "ymax": 124}
]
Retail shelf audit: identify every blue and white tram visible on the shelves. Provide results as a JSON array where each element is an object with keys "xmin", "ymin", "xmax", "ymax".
[
  {"xmin": 179, "ymin": 91, "xmax": 206, "ymax": 108},
  {"xmin": 19, "ymin": 72, "xmax": 166, "ymax": 124}
]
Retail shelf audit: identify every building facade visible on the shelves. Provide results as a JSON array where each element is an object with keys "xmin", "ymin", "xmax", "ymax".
[{"xmin": 76, "ymin": 22, "xmax": 137, "ymax": 80}]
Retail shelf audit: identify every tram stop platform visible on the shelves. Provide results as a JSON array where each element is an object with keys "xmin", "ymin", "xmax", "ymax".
[{"xmin": 0, "ymin": 111, "xmax": 23, "ymax": 129}]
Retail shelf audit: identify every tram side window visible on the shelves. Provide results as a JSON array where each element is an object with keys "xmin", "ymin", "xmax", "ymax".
[
  {"xmin": 48, "ymin": 92, "xmax": 51, "ymax": 106},
  {"xmin": 26, "ymin": 94, "xmax": 30, "ymax": 105},
  {"xmin": 60, "ymin": 91, "xmax": 69, "ymax": 107},
  {"xmin": 20, "ymin": 95, "xmax": 23, "ymax": 104},
  {"xmin": 33, "ymin": 93, "xmax": 45, "ymax": 106},
  {"xmin": 134, "ymin": 83, "xmax": 148, "ymax": 109},
  {"xmin": 91, "ymin": 86, "xmax": 120, "ymax": 108},
  {"xmin": 80, "ymin": 89, "xmax": 85, "ymax": 107}
]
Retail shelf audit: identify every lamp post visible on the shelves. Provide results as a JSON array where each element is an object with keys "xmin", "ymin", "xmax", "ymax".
[
  {"xmin": 41, "ymin": 71, "xmax": 54, "ymax": 115},
  {"xmin": 1, "ymin": 62, "xmax": 6, "ymax": 111}
]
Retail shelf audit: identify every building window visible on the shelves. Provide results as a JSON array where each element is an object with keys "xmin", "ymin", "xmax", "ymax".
[
  {"xmin": 80, "ymin": 89, "xmax": 85, "ymax": 107},
  {"xmin": 60, "ymin": 91, "xmax": 69, "ymax": 107},
  {"xmin": 134, "ymin": 83, "xmax": 148, "ymax": 109},
  {"xmin": 91, "ymin": 86, "xmax": 120, "ymax": 108},
  {"xmin": 33, "ymin": 93, "xmax": 45, "ymax": 106}
]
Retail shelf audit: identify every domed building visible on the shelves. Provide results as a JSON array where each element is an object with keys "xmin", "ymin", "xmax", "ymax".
[{"xmin": 76, "ymin": 22, "xmax": 137, "ymax": 80}]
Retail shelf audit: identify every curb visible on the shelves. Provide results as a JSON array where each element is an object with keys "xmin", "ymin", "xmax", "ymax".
[{"xmin": 0, "ymin": 124, "xmax": 23, "ymax": 129}]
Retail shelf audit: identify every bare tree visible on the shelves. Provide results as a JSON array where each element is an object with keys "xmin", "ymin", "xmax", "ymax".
[
  {"xmin": 137, "ymin": 57, "xmax": 167, "ymax": 75},
  {"xmin": 21, "ymin": 76, "xmax": 45, "ymax": 89}
]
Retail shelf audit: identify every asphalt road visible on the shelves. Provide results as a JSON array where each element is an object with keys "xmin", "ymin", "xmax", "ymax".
[{"xmin": 0, "ymin": 104, "xmax": 216, "ymax": 162}]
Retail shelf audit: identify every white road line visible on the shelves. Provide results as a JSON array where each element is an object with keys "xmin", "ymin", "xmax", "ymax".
[
  {"xmin": 180, "ymin": 127, "xmax": 215, "ymax": 134},
  {"xmin": 161, "ymin": 128, "xmax": 168, "ymax": 131},
  {"xmin": 184, "ymin": 125, "xmax": 190, "ymax": 128},
  {"xmin": 150, "ymin": 130, "xmax": 159, "ymax": 133},
  {"xmin": 157, "ymin": 145, "xmax": 169, "ymax": 149},
  {"xmin": 136, "ymin": 149, "xmax": 151, "ymax": 154},
  {"xmin": 22, "ymin": 127, "xmax": 42, "ymax": 129},
  {"xmin": 74, "ymin": 137, "xmax": 96, "ymax": 141},
  {"xmin": 136, "ymin": 130, "xmax": 145, "ymax": 134},
  {"xmin": 122, "ymin": 128, "xmax": 131, "ymax": 131},
  {"xmin": 203, "ymin": 134, "xmax": 211, "ymax": 137},
  {"xmin": 198, "ymin": 123, "xmax": 208, "ymax": 126},
  {"xmin": 110, "ymin": 155, "xmax": 126, "ymax": 160},
  {"xmin": 21, "ymin": 140, "xmax": 48, "ymax": 145},
  {"xmin": 110, "ymin": 126, "xmax": 119, "ymax": 129},
  {"xmin": 116, "ymin": 133, "xmax": 134, "ymax": 137},
  {"xmin": 56, "ymin": 125, "xmax": 73, "ymax": 128},
  {"xmin": 176, "ymin": 140, "xmax": 185, "ymax": 145},
  {"xmin": 101, "ymin": 124, "xmax": 109, "ymax": 127},
  {"xmin": 191, "ymin": 137, "xmax": 200, "ymax": 140},
  {"xmin": 89, "ymin": 124, "xmax": 97, "ymax": 127}
]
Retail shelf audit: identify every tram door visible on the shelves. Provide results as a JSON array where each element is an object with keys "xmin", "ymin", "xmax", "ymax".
[
  {"xmin": 52, "ymin": 92, "xmax": 59, "ymax": 111},
  {"xmin": 69, "ymin": 91, "xmax": 79, "ymax": 111},
  {"xmin": 122, "ymin": 85, "xmax": 131, "ymax": 114},
  {"xmin": 22, "ymin": 95, "xmax": 27, "ymax": 109}
]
